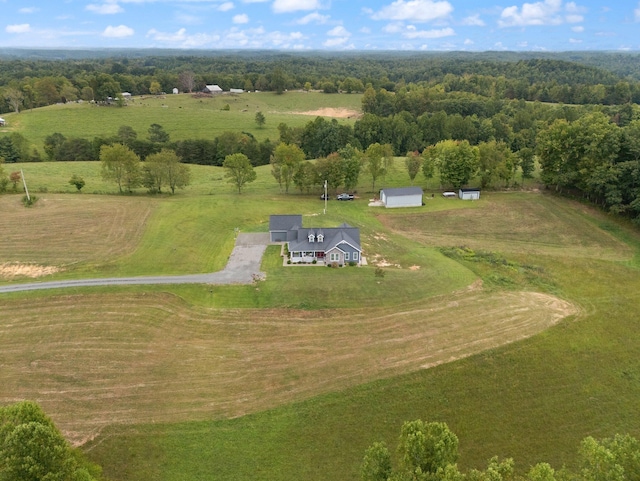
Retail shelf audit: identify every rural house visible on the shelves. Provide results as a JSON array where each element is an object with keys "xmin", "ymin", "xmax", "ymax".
[
  {"xmin": 380, "ymin": 187, "xmax": 423, "ymax": 208},
  {"xmin": 269, "ymin": 214, "xmax": 362, "ymax": 265}
]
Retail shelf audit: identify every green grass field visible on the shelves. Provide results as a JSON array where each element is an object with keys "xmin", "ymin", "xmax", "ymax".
[
  {"xmin": 0, "ymin": 90, "xmax": 363, "ymax": 152},
  {"xmin": 1, "ymin": 129, "xmax": 640, "ymax": 479}
]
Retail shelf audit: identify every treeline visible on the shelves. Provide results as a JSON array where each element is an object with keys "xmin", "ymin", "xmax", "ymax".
[
  {"xmin": 0, "ymin": 124, "xmax": 276, "ymax": 167},
  {"xmin": 3, "ymin": 52, "xmax": 640, "ymax": 113},
  {"xmin": 361, "ymin": 419, "xmax": 640, "ymax": 481}
]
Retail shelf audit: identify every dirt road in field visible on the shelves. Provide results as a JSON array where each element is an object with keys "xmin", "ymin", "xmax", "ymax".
[{"xmin": 0, "ymin": 233, "xmax": 270, "ymax": 293}]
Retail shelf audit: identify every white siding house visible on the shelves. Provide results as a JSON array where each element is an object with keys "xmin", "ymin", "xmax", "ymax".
[
  {"xmin": 459, "ymin": 188, "xmax": 481, "ymax": 200},
  {"xmin": 380, "ymin": 187, "xmax": 423, "ymax": 208}
]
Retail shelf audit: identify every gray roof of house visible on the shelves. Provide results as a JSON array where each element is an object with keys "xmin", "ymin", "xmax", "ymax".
[
  {"xmin": 269, "ymin": 215, "xmax": 360, "ymax": 252},
  {"xmin": 269, "ymin": 215, "xmax": 303, "ymax": 232},
  {"xmin": 381, "ymin": 187, "xmax": 423, "ymax": 197},
  {"xmin": 288, "ymin": 225, "xmax": 361, "ymax": 253}
]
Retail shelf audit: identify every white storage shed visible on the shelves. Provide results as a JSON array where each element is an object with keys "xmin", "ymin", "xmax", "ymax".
[
  {"xmin": 459, "ymin": 188, "xmax": 481, "ymax": 200},
  {"xmin": 380, "ymin": 187, "xmax": 423, "ymax": 208}
]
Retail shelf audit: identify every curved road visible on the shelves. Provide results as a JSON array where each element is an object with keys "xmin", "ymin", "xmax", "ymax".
[{"xmin": 0, "ymin": 233, "xmax": 270, "ymax": 294}]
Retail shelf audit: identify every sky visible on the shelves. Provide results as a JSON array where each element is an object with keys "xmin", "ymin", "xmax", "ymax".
[{"xmin": 2, "ymin": 0, "xmax": 640, "ymax": 51}]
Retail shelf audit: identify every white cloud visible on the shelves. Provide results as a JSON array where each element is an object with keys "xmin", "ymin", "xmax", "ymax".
[
  {"xmin": 102, "ymin": 25, "xmax": 134, "ymax": 37},
  {"xmin": 383, "ymin": 22, "xmax": 404, "ymax": 33},
  {"xmin": 6, "ymin": 24, "xmax": 31, "ymax": 33},
  {"xmin": 464, "ymin": 38, "xmax": 474, "ymax": 45},
  {"xmin": 635, "ymin": 2, "xmax": 640, "ymax": 21},
  {"xmin": 19, "ymin": 7, "xmax": 39, "ymax": 13},
  {"xmin": 572, "ymin": 25, "xmax": 584, "ymax": 32},
  {"xmin": 360, "ymin": 26, "xmax": 371, "ymax": 34},
  {"xmin": 327, "ymin": 25, "xmax": 350, "ymax": 36},
  {"xmin": 371, "ymin": 0, "xmax": 453, "ymax": 23},
  {"xmin": 461, "ymin": 14, "xmax": 485, "ymax": 26},
  {"xmin": 295, "ymin": 12, "xmax": 330, "ymax": 24},
  {"xmin": 323, "ymin": 36, "xmax": 349, "ymax": 47},
  {"xmin": 403, "ymin": 26, "xmax": 455, "ymax": 38},
  {"xmin": 233, "ymin": 13, "xmax": 249, "ymax": 23},
  {"xmin": 218, "ymin": 2, "xmax": 234, "ymax": 11},
  {"xmin": 147, "ymin": 28, "xmax": 187, "ymax": 42},
  {"xmin": 569, "ymin": 37, "xmax": 582, "ymax": 43},
  {"xmin": 86, "ymin": 2, "xmax": 124, "ymax": 14},
  {"xmin": 273, "ymin": 0, "xmax": 322, "ymax": 13},
  {"xmin": 499, "ymin": 0, "xmax": 585, "ymax": 27}
]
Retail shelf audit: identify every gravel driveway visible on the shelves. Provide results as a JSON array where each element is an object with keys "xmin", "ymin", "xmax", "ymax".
[{"xmin": 0, "ymin": 233, "xmax": 271, "ymax": 294}]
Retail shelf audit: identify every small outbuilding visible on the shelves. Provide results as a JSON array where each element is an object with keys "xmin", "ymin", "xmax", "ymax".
[
  {"xmin": 0, "ymin": 118, "xmax": 5, "ymax": 126},
  {"xmin": 380, "ymin": 187, "xmax": 423, "ymax": 208},
  {"xmin": 172, "ymin": 88, "xmax": 179, "ymax": 94},
  {"xmin": 230, "ymin": 88, "xmax": 244, "ymax": 94},
  {"xmin": 459, "ymin": 188, "xmax": 481, "ymax": 200},
  {"xmin": 203, "ymin": 84, "xmax": 223, "ymax": 94}
]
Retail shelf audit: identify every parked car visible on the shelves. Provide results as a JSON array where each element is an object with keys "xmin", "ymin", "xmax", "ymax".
[{"xmin": 336, "ymin": 193, "xmax": 355, "ymax": 201}]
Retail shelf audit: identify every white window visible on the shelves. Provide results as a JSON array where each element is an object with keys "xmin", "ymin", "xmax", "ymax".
[
  {"xmin": 353, "ymin": 252, "xmax": 359, "ymax": 261},
  {"xmin": 317, "ymin": 234, "xmax": 324, "ymax": 242},
  {"xmin": 308, "ymin": 234, "xmax": 315, "ymax": 243},
  {"xmin": 344, "ymin": 252, "xmax": 350, "ymax": 261},
  {"xmin": 330, "ymin": 253, "xmax": 340, "ymax": 262}
]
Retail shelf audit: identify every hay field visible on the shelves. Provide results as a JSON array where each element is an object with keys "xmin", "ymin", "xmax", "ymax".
[{"xmin": 0, "ymin": 289, "xmax": 575, "ymax": 446}]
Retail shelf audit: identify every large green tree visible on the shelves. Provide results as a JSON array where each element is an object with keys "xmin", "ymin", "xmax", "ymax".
[
  {"xmin": 223, "ymin": 152, "xmax": 257, "ymax": 193},
  {"xmin": 425, "ymin": 139, "xmax": 479, "ymax": 190},
  {"xmin": 100, "ymin": 143, "xmax": 141, "ymax": 193},
  {"xmin": 0, "ymin": 401, "xmax": 101, "ymax": 481},
  {"xmin": 271, "ymin": 143, "xmax": 305, "ymax": 194},
  {"xmin": 364, "ymin": 142, "xmax": 393, "ymax": 192},
  {"xmin": 405, "ymin": 150, "xmax": 423, "ymax": 185},
  {"xmin": 143, "ymin": 148, "xmax": 190, "ymax": 194}
]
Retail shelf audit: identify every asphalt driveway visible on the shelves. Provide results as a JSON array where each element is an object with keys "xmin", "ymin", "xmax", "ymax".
[{"xmin": 0, "ymin": 233, "xmax": 271, "ymax": 294}]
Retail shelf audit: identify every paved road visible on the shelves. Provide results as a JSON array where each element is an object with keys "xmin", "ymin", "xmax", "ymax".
[{"xmin": 0, "ymin": 233, "xmax": 271, "ymax": 294}]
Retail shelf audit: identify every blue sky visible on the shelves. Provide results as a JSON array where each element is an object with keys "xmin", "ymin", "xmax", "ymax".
[{"xmin": 2, "ymin": 0, "xmax": 640, "ymax": 51}]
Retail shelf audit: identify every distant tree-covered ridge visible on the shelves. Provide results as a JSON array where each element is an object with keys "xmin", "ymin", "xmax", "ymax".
[{"xmin": 2, "ymin": 51, "xmax": 640, "ymax": 113}]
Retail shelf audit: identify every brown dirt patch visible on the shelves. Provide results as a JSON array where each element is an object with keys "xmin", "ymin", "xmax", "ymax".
[
  {"xmin": 0, "ymin": 290, "xmax": 577, "ymax": 445},
  {"xmin": 297, "ymin": 107, "xmax": 361, "ymax": 119},
  {"xmin": 0, "ymin": 262, "xmax": 61, "ymax": 279}
]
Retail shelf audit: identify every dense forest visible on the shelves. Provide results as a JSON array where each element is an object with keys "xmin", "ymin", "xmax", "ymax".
[{"xmin": 2, "ymin": 50, "xmax": 640, "ymax": 223}]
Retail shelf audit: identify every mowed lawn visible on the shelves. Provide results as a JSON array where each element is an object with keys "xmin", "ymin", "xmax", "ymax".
[{"xmin": 1, "ymin": 160, "xmax": 640, "ymax": 481}]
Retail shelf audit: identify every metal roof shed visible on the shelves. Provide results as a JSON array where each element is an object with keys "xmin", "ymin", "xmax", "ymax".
[{"xmin": 380, "ymin": 187, "xmax": 423, "ymax": 208}]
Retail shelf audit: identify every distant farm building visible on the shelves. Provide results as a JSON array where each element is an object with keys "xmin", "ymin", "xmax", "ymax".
[
  {"xmin": 173, "ymin": 88, "xmax": 179, "ymax": 94},
  {"xmin": 203, "ymin": 84, "xmax": 223, "ymax": 94},
  {"xmin": 380, "ymin": 187, "xmax": 423, "ymax": 208},
  {"xmin": 459, "ymin": 188, "xmax": 481, "ymax": 200},
  {"xmin": 230, "ymin": 88, "xmax": 244, "ymax": 94},
  {"xmin": 0, "ymin": 118, "xmax": 5, "ymax": 126},
  {"xmin": 121, "ymin": 92, "xmax": 132, "ymax": 99}
]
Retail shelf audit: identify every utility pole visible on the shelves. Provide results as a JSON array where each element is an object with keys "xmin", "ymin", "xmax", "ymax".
[
  {"xmin": 20, "ymin": 169, "xmax": 30, "ymax": 202},
  {"xmin": 323, "ymin": 180, "xmax": 327, "ymax": 214}
]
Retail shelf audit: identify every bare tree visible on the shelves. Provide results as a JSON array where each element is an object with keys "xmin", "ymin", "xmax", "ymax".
[
  {"xmin": 178, "ymin": 71, "xmax": 196, "ymax": 93},
  {"xmin": 4, "ymin": 87, "xmax": 24, "ymax": 113}
]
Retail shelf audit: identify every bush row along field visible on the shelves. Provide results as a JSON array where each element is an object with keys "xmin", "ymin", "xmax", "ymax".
[
  {"xmin": 0, "ymin": 91, "xmax": 363, "ymax": 152},
  {"xmin": 1, "ymin": 160, "xmax": 640, "ymax": 480}
]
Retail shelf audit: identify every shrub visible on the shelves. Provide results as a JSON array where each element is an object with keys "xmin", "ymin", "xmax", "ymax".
[
  {"xmin": 22, "ymin": 194, "xmax": 38, "ymax": 207},
  {"xmin": 375, "ymin": 267, "xmax": 385, "ymax": 278},
  {"xmin": 312, "ymin": 259, "xmax": 317, "ymax": 264}
]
